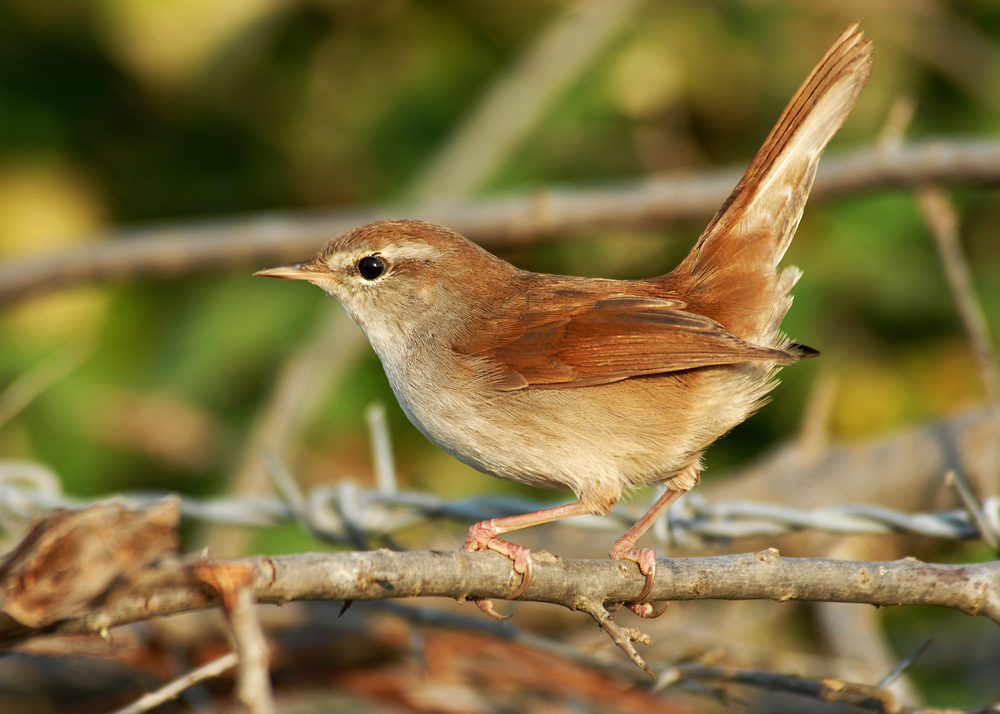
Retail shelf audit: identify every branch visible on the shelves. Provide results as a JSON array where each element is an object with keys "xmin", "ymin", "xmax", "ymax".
[
  {"xmin": 367, "ymin": 601, "xmax": 937, "ymax": 713},
  {"xmin": 2, "ymin": 138, "xmax": 1000, "ymax": 303},
  {"xmin": 918, "ymin": 186, "xmax": 999, "ymax": 408},
  {"xmin": 109, "ymin": 652, "xmax": 238, "ymax": 714},
  {"xmin": 4, "ymin": 549, "xmax": 997, "ymax": 674},
  {"xmin": 658, "ymin": 663, "xmax": 905, "ymax": 712},
  {"xmin": 408, "ymin": 0, "xmax": 644, "ymax": 201}
]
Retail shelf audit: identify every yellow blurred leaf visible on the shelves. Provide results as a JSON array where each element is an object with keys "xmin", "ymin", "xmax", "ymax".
[
  {"xmin": 0, "ymin": 161, "xmax": 104, "ymax": 257},
  {"xmin": 96, "ymin": 0, "xmax": 284, "ymax": 88},
  {"xmin": 607, "ymin": 39, "xmax": 682, "ymax": 117}
]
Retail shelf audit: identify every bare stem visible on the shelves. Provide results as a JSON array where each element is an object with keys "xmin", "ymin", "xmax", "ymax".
[
  {"xmin": 4, "ymin": 139, "xmax": 1000, "ymax": 303},
  {"xmin": 108, "ymin": 652, "xmax": 238, "ymax": 714},
  {"xmin": 3, "ymin": 549, "xmax": 995, "ymax": 650},
  {"xmin": 918, "ymin": 186, "xmax": 999, "ymax": 406}
]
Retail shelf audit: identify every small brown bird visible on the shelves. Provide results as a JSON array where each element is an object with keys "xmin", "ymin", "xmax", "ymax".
[{"xmin": 258, "ymin": 25, "xmax": 872, "ymax": 616}]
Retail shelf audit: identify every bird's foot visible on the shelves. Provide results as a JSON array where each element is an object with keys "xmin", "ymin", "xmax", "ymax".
[
  {"xmin": 461, "ymin": 520, "xmax": 534, "ymax": 618},
  {"xmin": 608, "ymin": 541, "xmax": 664, "ymax": 617}
]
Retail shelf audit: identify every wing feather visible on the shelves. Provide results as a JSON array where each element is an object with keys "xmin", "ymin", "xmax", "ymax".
[{"xmin": 456, "ymin": 290, "xmax": 808, "ymax": 391}]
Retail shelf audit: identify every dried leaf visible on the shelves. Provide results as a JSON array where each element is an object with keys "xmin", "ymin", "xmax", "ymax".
[{"xmin": 0, "ymin": 498, "xmax": 180, "ymax": 628}]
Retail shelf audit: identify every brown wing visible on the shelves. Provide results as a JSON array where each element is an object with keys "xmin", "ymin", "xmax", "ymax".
[{"xmin": 456, "ymin": 291, "xmax": 806, "ymax": 391}]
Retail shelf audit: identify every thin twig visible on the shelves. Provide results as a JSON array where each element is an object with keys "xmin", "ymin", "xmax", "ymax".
[
  {"xmin": 945, "ymin": 470, "xmax": 1000, "ymax": 551},
  {"xmin": 107, "ymin": 652, "xmax": 238, "ymax": 714},
  {"xmin": 877, "ymin": 95, "xmax": 917, "ymax": 152},
  {"xmin": 658, "ymin": 663, "xmax": 902, "ymax": 713},
  {"xmin": 409, "ymin": 0, "xmax": 645, "ymax": 201},
  {"xmin": 797, "ymin": 372, "xmax": 838, "ymax": 460},
  {"xmin": 0, "ymin": 339, "xmax": 93, "ymax": 430},
  {"xmin": 365, "ymin": 403, "xmax": 397, "ymax": 495},
  {"xmin": 264, "ymin": 450, "xmax": 307, "ymax": 518},
  {"xmin": 3, "ymin": 545, "xmax": 997, "ymax": 684},
  {"xmin": 229, "ymin": 587, "xmax": 275, "ymax": 714},
  {"xmin": 877, "ymin": 638, "xmax": 932, "ymax": 689},
  {"xmin": 575, "ymin": 595, "xmax": 654, "ymax": 674},
  {"xmin": 202, "ymin": 307, "xmax": 364, "ymax": 558},
  {"xmin": 4, "ymin": 139, "xmax": 1000, "ymax": 304},
  {"xmin": 918, "ymin": 186, "xmax": 999, "ymax": 406},
  {"xmin": 918, "ymin": 185, "xmax": 1000, "ymax": 507}
]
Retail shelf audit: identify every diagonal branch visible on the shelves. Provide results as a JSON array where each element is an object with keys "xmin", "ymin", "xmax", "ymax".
[
  {"xmin": 918, "ymin": 186, "xmax": 999, "ymax": 407},
  {"xmin": 408, "ymin": 0, "xmax": 645, "ymax": 202},
  {"xmin": 3, "ymin": 138, "xmax": 1000, "ymax": 304},
  {"xmin": 109, "ymin": 652, "xmax": 239, "ymax": 714}
]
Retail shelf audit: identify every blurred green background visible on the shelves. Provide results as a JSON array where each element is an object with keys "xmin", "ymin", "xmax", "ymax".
[
  {"xmin": 3, "ymin": 0, "xmax": 998, "ymax": 502},
  {"xmin": 1, "ymin": 0, "xmax": 1000, "ymax": 708},
  {"xmin": 2, "ymin": 0, "xmax": 999, "ymax": 519}
]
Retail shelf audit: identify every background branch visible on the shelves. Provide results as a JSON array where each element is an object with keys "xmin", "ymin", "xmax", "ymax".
[
  {"xmin": 407, "ymin": 0, "xmax": 645, "ymax": 202},
  {"xmin": 109, "ymin": 653, "xmax": 238, "ymax": 714},
  {"xmin": 2, "ymin": 138, "xmax": 1000, "ymax": 304}
]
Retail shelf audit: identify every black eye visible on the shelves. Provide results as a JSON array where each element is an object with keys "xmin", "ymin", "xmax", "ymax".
[{"xmin": 358, "ymin": 256, "xmax": 385, "ymax": 280}]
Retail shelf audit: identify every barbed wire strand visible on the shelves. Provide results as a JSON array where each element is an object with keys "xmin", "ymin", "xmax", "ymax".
[{"xmin": 1, "ymin": 459, "xmax": 997, "ymax": 549}]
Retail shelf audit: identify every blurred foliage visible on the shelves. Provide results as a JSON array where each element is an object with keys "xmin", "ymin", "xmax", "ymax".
[
  {"xmin": 0, "ymin": 2, "xmax": 997, "ymax": 488},
  {"xmin": 1, "ymin": 0, "xmax": 998, "ymax": 518},
  {"xmin": 1, "ymin": 0, "xmax": 1000, "ymax": 706}
]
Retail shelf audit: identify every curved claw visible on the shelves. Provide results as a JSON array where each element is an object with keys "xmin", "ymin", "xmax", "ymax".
[
  {"xmin": 461, "ymin": 520, "xmax": 535, "ymax": 608},
  {"xmin": 609, "ymin": 545, "xmax": 657, "ymax": 600},
  {"xmin": 635, "ymin": 558, "xmax": 655, "ymax": 603},
  {"xmin": 508, "ymin": 553, "xmax": 533, "ymax": 600},
  {"xmin": 606, "ymin": 543, "xmax": 658, "ymax": 615}
]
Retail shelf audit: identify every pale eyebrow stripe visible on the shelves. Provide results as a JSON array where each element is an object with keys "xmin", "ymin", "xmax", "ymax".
[{"xmin": 383, "ymin": 242, "xmax": 441, "ymax": 262}]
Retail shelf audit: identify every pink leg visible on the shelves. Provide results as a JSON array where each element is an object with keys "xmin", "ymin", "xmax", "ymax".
[
  {"xmin": 462, "ymin": 501, "xmax": 591, "ymax": 618},
  {"xmin": 610, "ymin": 476, "xmax": 693, "ymax": 612}
]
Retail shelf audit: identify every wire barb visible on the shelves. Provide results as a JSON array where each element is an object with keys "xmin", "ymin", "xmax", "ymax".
[{"xmin": 1, "ymin": 460, "xmax": 998, "ymax": 549}]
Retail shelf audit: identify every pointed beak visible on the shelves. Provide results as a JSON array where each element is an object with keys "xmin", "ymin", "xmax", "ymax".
[{"xmin": 254, "ymin": 260, "xmax": 324, "ymax": 282}]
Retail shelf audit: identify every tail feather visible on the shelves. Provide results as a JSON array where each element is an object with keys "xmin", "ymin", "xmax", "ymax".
[{"xmin": 670, "ymin": 23, "xmax": 873, "ymax": 345}]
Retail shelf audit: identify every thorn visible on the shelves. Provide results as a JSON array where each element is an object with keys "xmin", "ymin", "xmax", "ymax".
[{"xmin": 877, "ymin": 638, "xmax": 932, "ymax": 688}]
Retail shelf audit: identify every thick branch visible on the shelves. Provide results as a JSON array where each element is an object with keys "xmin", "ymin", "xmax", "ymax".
[
  {"xmin": 2, "ymin": 139, "xmax": 1000, "ymax": 303},
  {"xmin": 4, "ymin": 549, "xmax": 996, "ymax": 646}
]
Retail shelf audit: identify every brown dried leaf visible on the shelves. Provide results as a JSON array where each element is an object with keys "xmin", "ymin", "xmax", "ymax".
[{"xmin": 0, "ymin": 498, "xmax": 180, "ymax": 628}]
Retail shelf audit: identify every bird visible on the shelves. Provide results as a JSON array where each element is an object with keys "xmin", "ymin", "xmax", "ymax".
[{"xmin": 257, "ymin": 24, "xmax": 873, "ymax": 618}]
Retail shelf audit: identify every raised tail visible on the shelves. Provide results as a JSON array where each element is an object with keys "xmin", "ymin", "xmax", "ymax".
[{"xmin": 669, "ymin": 24, "xmax": 873, "ymax": 346}]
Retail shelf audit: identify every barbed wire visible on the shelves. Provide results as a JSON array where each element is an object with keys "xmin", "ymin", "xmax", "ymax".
[{"xmin": 1, "ymin": 458, "xmax": 997, "ymax": 550}]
